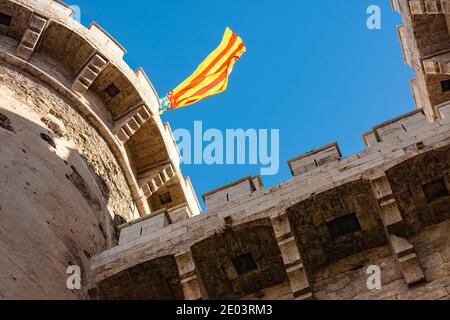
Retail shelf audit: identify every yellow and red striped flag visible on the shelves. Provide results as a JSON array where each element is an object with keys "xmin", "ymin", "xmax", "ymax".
[{"xmin": 160, "ymin": 27, "xmax": 246, "ymax": 115}]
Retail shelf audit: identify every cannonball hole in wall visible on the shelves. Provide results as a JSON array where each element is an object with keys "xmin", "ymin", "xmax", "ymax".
[
  {"xmin": 40, "ymin": 133, "xmax": 56, "ymax": 149},
  {"xmin": 0, "ymin": 112, "xmax": 14, "ymax": 133}
]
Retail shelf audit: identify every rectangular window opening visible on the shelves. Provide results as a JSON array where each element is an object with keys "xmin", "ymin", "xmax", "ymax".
[
  {"xmin": 422, "ymin": 178, "xmax": 449, "ymax": 204},
  {"xmin": 440, "ymin": 79, "xmax": 450, "ymax": 93},
  {"xmin": 105, "ymin": 83, "xmax": 120, "ymax": 97},
  {"xmin": 231, "ymin": 253, "xmax": 258, "ymax": 275},
  {"xmin": 159, "ymin": 192, "xmax": 173, "ymax": 206},
  {"xmin": 327, "ymin": 213, "xmax": 362, "ymax": 240},
  {"xmin": 0, "ymin": 12, "xmax": 12, "ymax": 26}
]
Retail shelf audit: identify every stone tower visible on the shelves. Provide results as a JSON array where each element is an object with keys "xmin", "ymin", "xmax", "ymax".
[
  {"xmin": 90, "ymin": 0, "xmax": 450, "ymax": 300},
  {"xmin": 394, "ymin": 0, "xmax": 450, "ymax": 121},
  {"xmin": 0, "ymin": 0, "xmax": 200, "ymax": 299},
  {"xmin": 1, "ymin": 0, "xmax": 450, "ymax": 300}
]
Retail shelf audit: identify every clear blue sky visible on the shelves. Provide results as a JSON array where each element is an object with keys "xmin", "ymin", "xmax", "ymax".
[{"xmin": 73, "ymin": 0, "xmax": 414, "ymax": 209}]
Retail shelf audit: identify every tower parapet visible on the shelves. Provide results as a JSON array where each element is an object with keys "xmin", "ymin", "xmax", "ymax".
[
  {"xmin": 0, "ymin": 0, "xmax": 200, "ymax": 219},
  {"xmin": 87, "ymin": 2, "xmax": 450, "ymax": 298},
  {"xmin": 1, "ymin": 0, "xmax": 450, "ymax": 301},
  {"xmin": 91, "ymin": 106, "xmax": 450, "ymax": 300},
  {"xmin": 393, "ymin": 0, "xmax": 450, "ymax": 120}
]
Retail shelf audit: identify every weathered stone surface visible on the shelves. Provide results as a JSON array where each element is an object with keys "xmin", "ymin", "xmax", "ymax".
[
  {"xmin": 85, "ymin": 0, "xmax": 450, "ymax": 300},
  {"xmin": 190, "ymin": 219, "xmax": 288, "ymax": 300},
  {"xmin": 96, "ymin": 255, "xmax": 183, "ymax": 300},
  {"xmin": 0, "ymin": 63, "xmax": 134, "ymax": 220},
  {"xmin": 0, "ymin": 0, "xmax": 200, "ymax": 299},
  {"xmin": 1, "ymin": 0, "xmax": 450, "ymax": 301},
  {"xmin": 287, "ymin": 180, "xmax": 387, "ymax": 272}
]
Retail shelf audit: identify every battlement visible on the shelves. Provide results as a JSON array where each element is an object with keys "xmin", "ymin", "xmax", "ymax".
[
  {"xmin": 391, "ymin": 0, "xmax": 450, "ymax": 15},
  {"xmin": 1, "ymin": 0, "xmax": 450, "ymax": 301},
  {"xmin": 0, "ymin": 0, "xmax": 200, "ymax": 220},
  {"xmin": 202, "ymin": 176, "xmax": 263, "ymax": 211},
  {"xmin": 88, "ymin": 22, "xmax": 126, "ymax": 59},
  {"xmin": 91, "ymin": 106, "xmax": 450, "ymax": 299},
  {"xmin": 287, "ymin": 142, "xmax": 342, "ymax": 176},
  {"xmin": 363, "ymin": 109, "xmax": 428, "ymax": 146},
  {"xmin": 393, "ymin": 0, "xmax": 450, "ymax": 121}
]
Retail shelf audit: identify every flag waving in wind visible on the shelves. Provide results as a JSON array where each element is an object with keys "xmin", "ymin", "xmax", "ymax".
[{"xmin": 160, "ymin": 27, "xmax": 246, "ymax": 115}]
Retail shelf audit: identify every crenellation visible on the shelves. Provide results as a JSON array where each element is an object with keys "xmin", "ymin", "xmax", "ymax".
[
  {"xmin": 362, "ymin": 131, "xmax": 378, "ymax": 147},
  {"xmin": 1, "ymin": 0, "xmax": 450, "ymax": 301},
  {"xmin": 287, "ymin": 142, "xmax": 341, "ymax": 176},
  {"xmin": 0, "ymin": 0, "xmax": 204, "ymax": 299},
  {"xmin": 372, "ymin": 109, "xmax": 429, "ymax": 143},
  {"xmin": 202, "ymin": 176, "xmax": 261, "ymax": 211},
  {"xmin": 15, "ymin": 0, "xmax": 74, "ymax": 19},
  {"xmin": 117, "ymin": 209, "xmax": 171, "ymax": 246},
  {"xmin": 394, "ymin": 0, "xmax": 450, "ymax": 120},
  {"xmin": 436, "ymin": 100, "xmax": 450, "ymax": 118},
  {"xmin": 88, "ymin": 22, "xmax": 126, "ymax": 59},
  {"xmin": 405, "ymin": 0, "xmax": 450, "ymax": 15},
  {"xmin": 397, "ymin": 25, "xmax": 413, "ymax": 66},
  {"xmin": 89, "ymin": 101, "xmax": 450, "ymax": 299},
  {"xmin": 134, "ymin": 67, "xmax": 161, "ymax": 116}
]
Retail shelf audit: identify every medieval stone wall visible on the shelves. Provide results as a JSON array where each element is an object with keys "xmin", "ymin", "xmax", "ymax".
[
  {"xmin": 91, "ymin": 105, "xmax": 450, "ymax": 300},
  {"xmin": 0, "ymin": 66, "xmax": 121, "ymax": 298},
  {"xmin": 1, "ymin": 0, "xmax": 450, "ymax": 300}
]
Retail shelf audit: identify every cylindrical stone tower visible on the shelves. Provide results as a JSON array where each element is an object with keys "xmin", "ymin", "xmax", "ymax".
[{"xmin": 0, "ymin": 0, "xmax": 200, "ymax": 299}]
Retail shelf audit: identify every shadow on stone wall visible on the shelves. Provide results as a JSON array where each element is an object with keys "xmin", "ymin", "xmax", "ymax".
[{"xmin": 0, "ymin": 107, "xmax": 123, "ymax": 299}]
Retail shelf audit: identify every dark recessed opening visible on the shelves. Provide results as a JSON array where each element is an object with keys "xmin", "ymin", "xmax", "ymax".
[
  {"xmin": 40, "ymin": 133, "xmax": 56, "ymax": 149},
  {"xmin": 422, "ymin": 178, "xmax": 449, "ymax": 204},
  {"xmin": 0, "ymin": 112, "xmax": 14, "ymax": 133},
  {"xmin": 327, "ymin": 213, "xmax": 362, "ymax": 239},
  {"xmin": 159, "ymin": 192, "xmax": 173, "ymax": 205},
  {"xmin": 105, "ymin": 83, "xmax": 120, "ymax": 97},
  {"xmin": 0, "ymin": 12, "xmax": 12, "ymax": 26},
  {"xmin": 231, "ymin": 253, "xmax": 258, "ymax": 275},
  {"xmin": 441, "ymin": 79, "xmax": 450, "ymax": 93}
]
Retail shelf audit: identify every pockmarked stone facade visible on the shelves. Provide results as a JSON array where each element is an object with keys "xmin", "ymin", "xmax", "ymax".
[
  {"xmin": 1, "ymin": 0, "xmax": 450, "ymax": 300},
  {"xmin": 0, "ymin": 0, "xmax": 200, "ymax": 299}
]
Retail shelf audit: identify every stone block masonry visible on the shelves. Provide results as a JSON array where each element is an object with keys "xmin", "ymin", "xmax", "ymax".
[
  {"xmin": 91, "ymin": 106, "xmax": 450, "ymax": 300},
  {"xmin": 90, "ymin": 0, "xmax": 450, "ymax": 299},
  {"xmin": 0, "ymin": 0, "xmax": 450, "ymax": 300}
]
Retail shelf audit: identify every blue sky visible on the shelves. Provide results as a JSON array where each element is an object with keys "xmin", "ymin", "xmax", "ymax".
[{"xmin": 73, "ymin": 0, "xmax": 414, "ymax": 209}]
